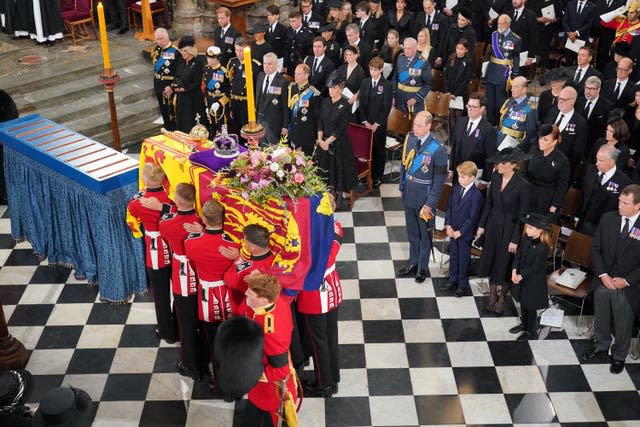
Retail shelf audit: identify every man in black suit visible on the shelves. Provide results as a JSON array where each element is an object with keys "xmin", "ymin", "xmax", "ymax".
[
  {"xmin": 214, "ymin": 7, "xmax": 241, "ymax": 69},
  {"xmin": 266, "ymin": 5, "xmax": 288, "ymax": 60},
  {"xmin": 344, "ymin": 23, "xmax": 372, "ymax": 73},
  {"xmin": 542, "ymin": 86, "xmax": 588, "ymax": 184},
  {"xmin": 358, "ymin": 57, "xmax": 393, "ymax": 187},
  {"xmin": 449, "ymin": 92, "xmax": 497, "ymax": 186},
  {"xmin": 582, "ymin": 184, "xmax": 640, "ymax": 374},
  {"xmin": 567, "ymin": 46, "xmax": 602, "ymax": 94},
  {"xmin": 602, "ymin": 57, "xmax": 636, "ymax": 109},
  {"xmin": 300, "ymin": 0, "xmax": 323, "ymax": 32},
  {"xmin": 562, "ymin": 0, "xmax": 597, "ymax": 63},
  {"xmin": 311, "ymin": 0, "xmax": 329, "ymax": 19},
  {"xmin": 576, "ymin": 75, "xmax": 613, "ymax": 155},
  {"xmin": 412, "ymin": 0, "xmax": 449, "ymax": 68},
  {"xmin": 354, "ymin": 1, "xmax": 378, "ymax": 49},
  {"xmin": 106, "ymin": 0, "xmax": 128, "ymax": 34},
  {"xmin": 285, "ymin": 11, "xmax": 314, "ymax": 75},
  {"xmin": 304, "ymin": 37, "xmax": 336, "ymax": 95},
  {"xmin": 509, "ymin": 0, "xmax": 537, "ymax": 64},
  {"xmin": 578, "ymin": 144, "xmax": 632, "ymax": 235},
  {"xmin": 256, "ymin": 53, "xmax": 289, "ymax": 145}
]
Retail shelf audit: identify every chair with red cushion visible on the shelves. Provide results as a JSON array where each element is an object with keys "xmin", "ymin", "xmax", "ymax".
[
  {"xmin": 128, "ymin": 0, "xmax": 168, "ymax": 31},
  {"xmin": 347, "ymin": 123, "xmax": 374, "ymax": 208},
  {"xmin": 61, "ymin": 0, "xmax": 97, "ymax": 46}
]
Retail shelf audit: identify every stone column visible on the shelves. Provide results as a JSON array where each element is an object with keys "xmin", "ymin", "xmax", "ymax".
[{"xmin": 173, "ymin": 0, "xmax": 204, "ymax": 36}]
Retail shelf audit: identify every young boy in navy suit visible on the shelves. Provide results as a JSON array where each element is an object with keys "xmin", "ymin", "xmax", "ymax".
[{"xmin": 441, "ymin": 161, "xmax": 484, "ymax": 297}]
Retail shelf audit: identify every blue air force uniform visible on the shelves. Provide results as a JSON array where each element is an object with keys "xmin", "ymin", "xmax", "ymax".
[
  {"xmin": 400, "ymin": 133, "xmax": 448, "ymax": 271},
  {"xmin": 392, "ymin": 54, "xmax": 432, "ymax": 114},
  {"xmin": 485, "ymin": 30, "xmax": 521, "ymax": 125},
  {"xmin": 497, "ymin": 96, "xmax": 538, "ymax": 152}
]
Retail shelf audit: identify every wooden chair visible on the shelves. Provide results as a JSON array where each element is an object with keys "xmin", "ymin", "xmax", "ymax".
[
  {"xmin": 425, "ymin": 91, "xmax": 452, "ymax": 143},
  {"xmin": 61, "ymin": 0, "xmax": 97, "ymax": 46},
  {"xmin": 547, "ymin": 230, "xmax": 593, "ymax": 335},
  {"xmin": 548, "ymin": 224, "xmax": 561, "ymax": 270},
  {"xmin": 431, "ymin": 183, "xmax": 453, "ymax": 269},
  {"xmin": 385, "ymin": 107, "xmax": 412, "ymax": 181},
  {"xmin": 431, "ymin": 68, "xmax": 444, "ymax": 92},
  {"xmin": 347, "ymin": 123, "xmax": 374, "ymax": 207},
  {"xmin": 561, "ymin": 187, "xmax": 583, "ymax": 230},
  {"xmin": 548, "ymin": 35, "xmax": 567, "ymax": 68},
  {"xmin": 468, "ymin": 78, "xmax": 480, "ymax": 97},
  {"xmin": 128, "ymin": 0, "xmax": 169, "ymax": 31}
]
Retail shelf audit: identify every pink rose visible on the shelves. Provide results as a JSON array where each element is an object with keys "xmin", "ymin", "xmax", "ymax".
[
  {"xmin": 293, "ymin": 173, "xmax": 305, "ymax": 183},
  {"xmin": 258, "ymin": 179, "xmax": 270, "ymax": 187},
  {"xmin": 249, "ymin": 182, "xmax": 259, "ymax": 190}
]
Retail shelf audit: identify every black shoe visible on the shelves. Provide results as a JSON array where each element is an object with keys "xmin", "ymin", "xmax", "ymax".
[
  {"xmin": 372, "ymin": 179, "xmax": 382, "ymax": 188},
  {"xmin": 454, "ymin": 287, "xmax": 467, "ymax": 297},
  {"xmin": 331, "ymin": 383, "xmax": 339, "ymax": 394},
  {"xmin": 154, "ymin": 327, "xmax": 161, "ymax": 339},
  {"xmin": 177, "ymin": 361, "xmax": 202, "ymax": 381},
  {"xmin": 581, "ymin": 348, "xmax": 608, "ymax": 362},
  {"xmin": 118, "ymin": 27, "xmax": 128, "ymax": 34},
  {"xmin": 107, "ymin": 24, "xmax": 118, "ymax": 31},
  {"xmin": 415, "ymin": 269, "xmax": 427, "ymax": 283},
  {"xmin": 610, "ymin": 360, "xmax": 625, "ymax": 374},
  {"xmin": 303, "ymin": 383, "xmax": 333, "ymax": 398},
  {"xmin": 439, "ymin": 282, "xmax": 457, "ymax": 291},
  {"xmin": 516, "ymin": 331, "xmax": 532, "ymax": 342},
  {"xmin": 398, "ymin": 264, "xmax": 417, "ymax": 277},
  {"xmin": 509, "ymin": 325, "xmax": 524, "ymax": 334}
]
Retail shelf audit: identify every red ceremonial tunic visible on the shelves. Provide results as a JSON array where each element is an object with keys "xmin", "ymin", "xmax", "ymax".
[
  {"xmin": 601, "ymin": 17, "xmax": 640, "ymax": 44},
  {"xmin": 297, "ymin": 221, "xmax": 344, "ymax": 314},
  {"xmin": 126, "ymin": 187, "xmax": 173, "ymax": 270},
  {"xmin": 238, "ymin": 295, "xmax": 298, "ymax": 415},
  {"xmin": 158, "ymin": 209, "xmax": 201, "ymax": 296},
  {"xmin": 223, "ymin": 252, "xmax": 276, "ymax": 313},
  {"xmin": 185, "ymin": 229, "xmax": 240, "ymax": 322}
]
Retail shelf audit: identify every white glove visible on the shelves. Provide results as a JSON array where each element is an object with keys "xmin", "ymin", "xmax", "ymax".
[{"xmin": 210, "ymin": 102, "xmax": 220, "ymax": 114}]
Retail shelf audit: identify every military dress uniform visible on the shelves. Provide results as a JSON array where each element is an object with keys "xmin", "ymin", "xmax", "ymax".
[
  {"xmin": 214, "ymin": 25, "xmax": 241, "ymax": 69},
  {"xmin": 392, "ymin": 54, "xmax": 432, "ymax": 115},
  {"xmin": 399, "ymin": 133, "xmax": 448, "ymax": 272},
  {"xmin": 485, "ymin": 30, "xmax": 522, "ymax": 125},
  {"xmin": 185, "ymin": 229, "xmax": 239, "ymax": 392},
  {"xmin": 203, "ymin": 64, "xmax": 229, "ymax": 137},
  {"xmin": 285, "ymin": 26, "xmax": 314, "ymax": 74},
  {"xmin": 151, "ymin": 43, "xmax": 180, "ymax": 131},
  {"xmin": 224, "ymin": 252, "xmax": 276, "ymax": 314},
  {"xmin": 497, "ymin": 96, "xmax": 538, "ymax": 152},
  {"xmin": 159, "ymin": 209, "xmax": 204, "ymax": 377},
  {"xmin": 126, "ymin": 187, "xmax": 177, "ymax": 342},
  {"xmin": 287, "ymin": 82, "xmax": 322, "ymax": 156},
  {"xmin": 227, "ymin": 56, "xmax": 261, "ymax": 135}
]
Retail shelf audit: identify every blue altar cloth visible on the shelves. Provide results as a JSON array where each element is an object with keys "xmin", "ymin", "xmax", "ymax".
[{"xmin": 4, "ymin": 147, "xmax": 147, "ymax": 302}]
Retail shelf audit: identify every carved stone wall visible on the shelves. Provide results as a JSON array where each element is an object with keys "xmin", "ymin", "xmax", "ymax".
[{"xmin": 171, "ymin": 0, "xmax": 295, "ymax": 38}]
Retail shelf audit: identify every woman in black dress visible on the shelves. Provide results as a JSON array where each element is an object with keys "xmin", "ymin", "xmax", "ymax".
[
  {"xmin": 174, "ymin": 36, "xmax": 207, "ymax": 133},
  {"xmin": 536, "ymin": 67, "xmax": 569, "ymax": 122},
  {"xmin": 443, "ymin": 38, "xmax": 474, "ymax": 129},
  {"xmin": 378, "ymin": 28, "xmax": 402, "ymax": 78},
  {"xmin": 337, "ymin": 45, "xmax": 366, "ymax": 122},
  {"xmin": 370, "ymin": 0, "xmax": 386, "ymax": 51},
  {"xmin": 385, "ymin": 0, "xmax": 413, "ymax": 41},
  {"xmin": 475, "ymin": 147, "xmax": 531, "ymax": 315},
  {"xmin": 591, "ymin": 117, "xmax": 632, "ymax": 172},
  {"xmin": 315, "ymin": 72, "xmax": 357, "ymax": 209},
  {"xmin": 526, "ymin": 124, "xmax": 570, "ymax": 224}
]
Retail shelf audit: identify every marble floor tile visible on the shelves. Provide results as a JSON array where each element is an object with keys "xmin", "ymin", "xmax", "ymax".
[
  {"xmin": 402, "ymin": 319, "xmax": 446, "ymax": 343},
  {"xmin": 365, "ymin": 343, "xmax": 409, "ymax": 368},
  {"xmin": 581, "ymin": 364, "xmax": 636, "ymax": 391},
  {"xmin": 369, "ymin": 395, "xmax": 419, "ymax": 426},
  {"xmin": 446, "ymin": 341, "xmax": 494, "ymax": 367},
  {"xmin": 459, "ymin": 393, "xmax": 512, "ymax": 424},
  {"xmin": 548, "ymin": 392, "xmax": 605, "ymax": 422},
  {"xmin": 495, "ymin": 365, "xmax": 547, "ymax": 394},
  {"xmin": 410, "ymin": 367, "xmax": 458, "ymax": 395},
  {"xmin": 360, "ymin": 298, "xmax": 401, "ymax": 320},
  {"xmin": 109, "ymin": 348, "xmax": 158, "ymax": 374},
  {"xmin": 437, "ymin": 296, "xmax": 480, "ymax": 319},
  {"xmin": 93, "ymin": 401, "xmax": 144, "ymax": 427}
]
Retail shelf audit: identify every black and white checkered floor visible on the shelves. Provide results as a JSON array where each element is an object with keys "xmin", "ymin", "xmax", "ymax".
[{"xmin": 2, "ymin": 182, "xmax": 640, "ymax": 427}]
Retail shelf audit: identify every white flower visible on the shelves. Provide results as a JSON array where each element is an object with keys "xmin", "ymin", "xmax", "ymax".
[
  {"xmin": 276, "ymin": 169, "xmax": 285, "ymax": 178},
  {"xmin": 272, "ymin": 147, "xmax": 287, "ymax": 159},
  {"xmin": 270, "ymin": 162, "xmax": 280, "ymax": 172}
]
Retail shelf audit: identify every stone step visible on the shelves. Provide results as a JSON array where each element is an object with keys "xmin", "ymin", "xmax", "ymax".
[
  {"xmin": 62, "ymin": 96, "xmax": 160, "ymax": 144},
  {"xmin": 91, "ymin": 116, "xmax": 162, "ymax": 148},
  {"xmin": 13, "ymin": 62, "xmax": 153, "ymax": 113},
  {"xmin": 35, "ymin": 79, "xmax": 155, "ymax": 124}
]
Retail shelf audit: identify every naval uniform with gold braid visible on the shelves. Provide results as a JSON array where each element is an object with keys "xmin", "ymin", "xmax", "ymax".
[
  {"xmin": 399, "ymin": 132, "xmax": 448, "ymax": 272},
  {"xmin": 151, "ymin": 43, "xmax": 181, "ymax": 131},
  {"xmin": 203, "ymin": 64, "xmax": 229, "ymax": 137}
]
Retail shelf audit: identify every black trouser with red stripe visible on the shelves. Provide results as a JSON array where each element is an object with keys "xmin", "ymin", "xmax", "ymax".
[
  {"xmin": 301, "ymin": 308, "xmax": 340, "ymax": 388},
  {"xmin": 174, "ymin": 294, "xmax": 204, "ymax": 374},
  {"xmin": 147, "ymin": 267, "xmax": 177, "ymax": 341}
]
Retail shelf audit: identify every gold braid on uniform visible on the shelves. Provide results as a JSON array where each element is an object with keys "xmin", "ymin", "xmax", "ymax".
[
  {"xmin": 401, "ymin": 134, "xmax": 415, "ymax": 170},
  {"xmin": 499, "ymin": 99, "xmax": 510, "ymax": 123}
]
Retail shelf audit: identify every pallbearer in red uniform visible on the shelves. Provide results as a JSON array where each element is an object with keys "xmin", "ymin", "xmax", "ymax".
[
  {"xmin": 297, "ymin": 218, "xmax": 344, "ymax": 398},
  {"xmin": 237, "ymin": 274, "xmax": 299, "ymax": 427},
  {"xmin": 185, "ymin": 199, "xmax": 240, "ymax": 394},
  {"xmin": 158, "ymin": 183, "xmax": 204, "ymax": 379},
  {"xmin": 126, "ymin": 164, "xmax": 177, "ymax": 343},
  {"xmin": 223, "ymin": 224, "xmax": 276, "ymax": 313}
]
